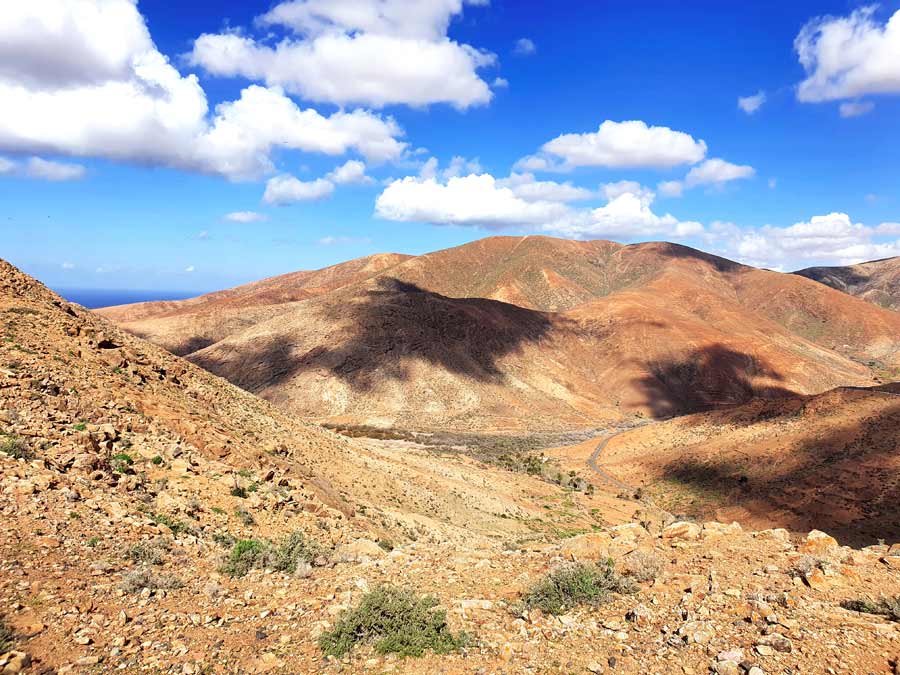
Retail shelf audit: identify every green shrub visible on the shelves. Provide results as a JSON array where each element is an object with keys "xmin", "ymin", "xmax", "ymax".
[
  {"xmin": 220, "ymin": 531, "xmax": 324, "ymax": 577},
  {"xmin": 73, "ymin": 422, "xmax": 87, "ymax": 432},
  {"xmin": 234, "ymin": 506, "xmax": 255, "ymax": 526},
  {"xmin": 621, "ymin": 550, "xmax": 663, "ymax": 583},
  {"xmin": 149, "ymin": 512, "xmax": 189, "ymax": 536},
  {"xmin": 0, "ymin": 616, "xmax": 14, "ymax": 652},
  {"xmin": 0, "ymin": 433, "xmax": 31, "ymax": 460},
  {"xmin": 221, "ymin": 539, "xmax": 267, "ymax": 577},
  {"xmin": 377, "ymin": 538, "xmax": 395, "ymax": 552},
  {"xmin": 230, "ymin": 486, "xmax": 248, "ymax": 499},
  {"xmin": 150, "ymin": 455, "xmax": 163, "ymax": 465},
  {"xmin": 519, "ymin": 560, "xmax": 635, "ymax": 615},
  {"xmin": 841, "ymin": 596, "xmax": 900, "ymax": 622},
  {"xmin": 319, "ymin": 586, "xmax": 468, "ymax": 658},
  {"xmin": 111, "ymin": 452, "xmax": 134, "ymax": 473}
]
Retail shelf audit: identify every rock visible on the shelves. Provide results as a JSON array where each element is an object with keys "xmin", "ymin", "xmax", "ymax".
[
  {"xmin": 756, "ymin": 528, "xmax": 791, "ymax": 542},
  {"xmin": 747, "ymin": 668, "xmax": 765, "ymax": 675},
  {"xmin": 0, "ymin": 651, "xmax": 31, "ymax": 674},
  {"xmin": 559, "ymin": 532, "xmax": 611, "ymax": 561},
  {"xmin": 798, "ymin": 530, "xmax": 838, "ymax": 555},
  {"xmin": 609, "ymin": 523, "xmax": 648, "ymax": 541},
  {"xmin": 804, "ymin": 567, "xmax": 829, "ymax": 590},
  {"xmin": 717, "ymin": 649, "xmax": 744, "ymax": 662},
  {"xmin": 335, "ymin": 538, "xmax": 385, "ymax": 562},
  {"xmin": 625, "ymin": 603, "xmax": 653, "ymax": 629},
  {"xmin": 714, "ymin": 661, "xmax": 740, "ymax": 675},
  {"xmin": 663, "ymin": 521, "xmax": 701, "ymax": 541},
  {"xmin": 882, "ymin": 556, "xmax": 900, "ymax": 571},
  {"xmin": 757, "ymin": 633, "xmax": 792, "ymax": 653},
  {"xmin": 702, "ymin": 521, "xmax": 743, "ymax": 538},
  {"xmin": 586, "ymin": 663, "xmax": 605, "ymax": 674}
]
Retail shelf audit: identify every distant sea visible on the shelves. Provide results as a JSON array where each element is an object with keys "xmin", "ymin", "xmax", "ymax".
[{"xmin": 52, "ymin": 288, "xmax": 201, "ymax": 310}]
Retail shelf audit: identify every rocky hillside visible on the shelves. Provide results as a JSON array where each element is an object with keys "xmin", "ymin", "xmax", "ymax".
[
  {"xmin": 2, "ymin": 259, "xmax": 900, "ymax": 674},
  {"xmin": 100, "ymin": 236, "xmax": 900, "ymax": 431},
  {"xmin": 794, "ymin": 256, "xmax": 900, "ymax": 312}
]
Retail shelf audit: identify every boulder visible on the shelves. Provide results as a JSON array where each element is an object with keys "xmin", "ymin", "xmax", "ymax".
[
  {"xmin": 798, "ymin": 530, "xmax": 838, "ymax": 555},
  {"xmin": 663, "ymin": 521, "xmax": 701, "ymax": 541},
  {"xmin": 559, "ymin": 532, "xmax": 611, "ymax": 561}
]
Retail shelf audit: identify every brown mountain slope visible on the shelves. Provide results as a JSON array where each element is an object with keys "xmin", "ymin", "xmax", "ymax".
[
  {"xmin": 794, "ymin": 256, "xmax": 900, "ymax": 312},
  {"xmin": 601, "ymin": 382, "xmax": 900, "ymax": 546},
  {"xmin": 100, "ymin": 236, "xmax": 900, "ymax": 430}
]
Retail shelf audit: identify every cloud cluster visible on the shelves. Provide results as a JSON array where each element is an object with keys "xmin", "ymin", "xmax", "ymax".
[
  {"xmin": 523, "ymin": 120, "xmax": 708, "ymax": 171},
  {"xmin": 737, "ymin": 91, "xmax": 766, "ymax": 114},
  {"xmin": 795, "ymin": 7, "xmax": 900, "ymax": 108},
  {"xmin": 0, "ymin": 156, "xmax": 85, "ymax": 181},
  {"xmin": 0, "ymin": 0, "xmax": 406, "ymax": 180},
  {"xmin": 225, "ymin": 211, "xmax": 268, "ymax": 223},
  {"xmin": 725, "ymin": 212, "xmax": 900, "ymax": 269},
  {"xmin": 375, "ymin": 171, "xmax": 702, "ymax": 240},
  {"xmin": 188, "ymin": 0, "xmax": 497, "ymax": 109}
]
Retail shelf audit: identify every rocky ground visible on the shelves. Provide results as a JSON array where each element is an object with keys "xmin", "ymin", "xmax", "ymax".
[{"xmin": 2, "ymin": 259, "xmax": 900, "ymax": 674}]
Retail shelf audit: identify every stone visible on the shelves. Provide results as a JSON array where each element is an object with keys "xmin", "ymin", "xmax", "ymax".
[
  {"xmin": 0, "ymin": 651, "xmax": 31, "ymax": 675},
  {"xmin": 560, "ymin": 532, "xmax": 611, "ymax": 561},
  {"xmin": 663, "ymin": 521, "xmax": 701, "ymax": 541},
  {"xmin": 587, "ymin": 663, "xmax": 605, "ymax": 674},
  {"xmin": 715, "ymin": 661, "xmax": 740, "ymax": 675},
  {"xmin": 804, "ymin": 567, "xmax": 829, "ymax": 590},
  {"xmin": 702, "ymin": 521, "xmax": 743, "ymax": 538},
  {"xmin": 757, "ymin": 633, "xmax": 792, "ymax": 653},
  {"xmin": 756, "ymin": 528, "xmax": 791, "ymax": 543},
  {"xmin": 625, "ymin": 603, "xmax": 653, "ymax": 629},
  {"xmin": 335, "ymin": 538, "xmax": 386, "ymax": 562},
  {"xmin": 798, "ymin": 530, "xmax": 838, "ymax": 555}
]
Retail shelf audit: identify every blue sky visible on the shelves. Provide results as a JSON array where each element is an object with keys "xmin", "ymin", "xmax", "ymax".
[{"xmin": 1, "ymin": 0, "xmax": 899, "ymax": 293}]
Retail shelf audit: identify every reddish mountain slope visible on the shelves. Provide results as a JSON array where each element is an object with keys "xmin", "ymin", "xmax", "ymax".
[
  {"xmin": 794, "ymin": 256, "xmax": 900, "ymax": 312},
  {"xmin": 98, "ymin": 236, "xmax": 900, "ymax": 430}
]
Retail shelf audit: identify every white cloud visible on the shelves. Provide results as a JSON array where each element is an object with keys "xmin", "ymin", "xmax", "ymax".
[
  {"xmin": 0, "ymin": 156, "xmax": 86, "ymax": 181},
  {"xmin": 61, "ymin": 262, "xmax": 75, "ymax": 270},
  {"xmin": 263, "ymin": 175, "xmax": 335, "ymax": 205},
  {"xmin": 225, "ymin": 211, "xmax": 268, "ymax": 223},
  {"xmin": 376, "ymin": 173, "xmax": 569, "ymax": 229},
  {"xmin": 375, "ymin": 171, "xmax": 703, "ymax": 241},
  {"xmin": 535, "ymin": 120, "xmax": 707, "ymax": 170},
  {"xmin": 0, "ymin": 1, "xmax": 406, "ymax": 181},
  {"xmin": 317, "ymin": 235, "xmax": 373, "ymax": 246},
  {"xmin": 23, "ymin": 157, "xmax": 85, "ymax": 181},
  {"xmin": 839, "ymin": 101, "xmax": 875, "ymax": 117},
  {"xmin": 492, "ymin": 77, "xmax": 509, "ymax": 88},
  {"xmin": 327, "ymin": 159, "xmax": 373, "ymax": 185},
  {"xmin": 512, "ymin": 153, "xmax": 566, "ymax": 173},
  {"xmin": 189, "ymin": 0, "xmax": 496, "ymax": 109},
  {"xmin": 876, "ymin": 222, "xmax": 900, "ymax": 235},
  {"xmin": 514, "ymin": 38, "xmax": 536, "ymax": 56},
  {"xmin": 657, "ymin": 180, "xmax": 683, "ymax": 198},
  {"xmin": 498, "ymin": 172, "xmax": 594, "ymax": 202},
  {"xmin": 185, "ymin": 265, "xmax": 196, "ymax": 273},
  {"xmin": 737, "ymin": 91, "xmax": 766, "ymax": 114},
  {"xmin": 600, "ymin": 180, "xmax": 653, "ymax": 202},
  {"xmin": 442, "ymin": 156, "xmax": 483, "ymax": 179},
  {"xmin": 732, "ymin": 212, "xmax": 900, "ymax": 268},
  {"xmin": 795, "ymin": 7, "xmax": 900, "ymax": 102},
  {"xmin": 684, "ymin": 158, "xmax": 755, "ymax": 188}
]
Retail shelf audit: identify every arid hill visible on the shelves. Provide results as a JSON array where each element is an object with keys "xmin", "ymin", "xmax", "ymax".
[
  {"xmin": 601, "ymin": 382, "xmax": 900, "ymax": 547},
  {"xmin": 99, "ymin": 236, "xmax": 900, "ymax": 431},
  {"xmin": 794, "ymin": 256, "xmax": 900, "ymax": 312}
]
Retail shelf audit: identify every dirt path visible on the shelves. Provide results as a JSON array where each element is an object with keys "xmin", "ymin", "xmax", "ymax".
[{"xmin": 586, "ymin": 428, "xmax": 637, "ymax": 492}]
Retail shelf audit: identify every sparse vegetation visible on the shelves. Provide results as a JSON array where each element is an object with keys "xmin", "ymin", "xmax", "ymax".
[
  {"xmin": 319, "ymin": 585, "xmax": 469, "ymax": 658},
  {"xmin": 0, "ymin": 432, "xmax": 31, "ymax": 460},
  {"xmin": 791, "ymin": 555, "xmax": 828, "ymax": 578},
  {"xmin": 151, "ymin": 455, "xmax": 163, "ymax": 465},
  {"xmin": 621, "ymin": 549, "xmax": 663, "ymax": 583},
  {"xmin": 120, "ymin": 569, "xmax": 184, "ymax": 593},
  {"xmin": 126, "ymin": 538, "xmax": 169, "ymax": 565},
  {"xmin": 234, "ymin": 506, "xmax": 255, "ymax": 526},
  {"xmin": 111, "ymin": 452, "xmax": 134, "ymax": 473},
  {"xmin": 0, "ymin": 616, "xmax": 14, "ymax": 653},
  {"xmin": 230, "ymin": 486, "xmax": 248, "ymax": 499},
  {"xmin": 518, "ymin": 560, "xmax": 635, "ymax": 615},
  {"xmin": 148, "ymin": 512, "xmax": 190, "ymax": 536},
  {"xmin": 377, "ymin": 538, "xmax": 395, "ymax": 552},
  {"xmin": 841, "ymin": 596, "xmax": 900, "ymax": 622},
  {"xmin": 220, "ymin": 531, "xmax": 325, "ymax": 577}
]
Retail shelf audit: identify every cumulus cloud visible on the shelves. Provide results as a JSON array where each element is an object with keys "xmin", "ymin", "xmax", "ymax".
[
  {"xmin": 327, "ymin": 159, "xmax": 374, "ymax": 185},
  {"xmin": 795, "ymin": 7, "xmax": 900, "ymax": 102},
  {"xmin": 737, "ymin": 91, "xmax": 766, "ymax": 114},
  {"xmin": 514, "ymin": 38, "xmax": 536, "ymax": 56},
  {"xmin": 375, "ymin": 171, "xmax": 703, "ymax": 240},
  {"xmin": 876, "ymin": 222, "xmax": 900, "ymax": 235},
  {"xmin": 0, "ymin": 156, "xmax": 86, "ymax": 181},
  {"xmin": 225, "ymin": 211, "xmax": 267, "ymax": 223},
  {"xmin": 531, "ymin": 120, "xmax": 707, "ymax": 170},
  {"xmin": 657, "ymin": 180, "xmax": 684, "ymax": 198},
  {"xmin": 263, "ymin": 175, "xmax": 335, "ymax": 205},
  {"xmin": 732, "ymin": 212, "xmax": 900, "ymax": 268},
  {"xmin": 684, "ymin": 158, "xmax": 755, "ymax": 188},
  {"xmin": 600, "ymin": 180, "xmax": 653, "ymax": 202},
  {"xmin": 188, "ymin": 0, "xmax": 496, "ymax": 109},
  {"xmin": 498, "ymin": 172, "xmax": 594, "ymax": 202},
  {"xmin": 839, "ymin": 101, "xmax": 875, "ymax": 117},
  {"xmin": 0, "ymin": 1, "xmax": 406, "ymax": 181}
]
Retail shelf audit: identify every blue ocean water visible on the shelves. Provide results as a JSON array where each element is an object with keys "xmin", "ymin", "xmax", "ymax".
[{"xmin": 53, "ymin": 288, "xmax": 201, "ymax": 309}]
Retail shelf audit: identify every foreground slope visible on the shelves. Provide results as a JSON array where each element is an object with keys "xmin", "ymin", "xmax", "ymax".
[
  {"xmin": 795, "ymin": 256, "xmax": 900, "ymax": 312},
  {"xmin": 3, "ymin": 259, "xmax": 900, "ymax": 674},
  {"xmin": 101, "ymin": 237, "xmax": 900, "ymax": 430},
  {"xmin": 601, "ymin": 382, "xmax": 900, "ymax": 547}
]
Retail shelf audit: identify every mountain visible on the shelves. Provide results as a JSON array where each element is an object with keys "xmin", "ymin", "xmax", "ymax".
[
  {"xmin": 600, "ymin": 382, "xmax": 900, "ymax": 547},
  {"xmin": 98, "ymin": 236, "xmax": 900, "ymax": 431},
  {"xmin": 794, "ymin": 256, "xmax": 900, "ymax": 312},
  {"xmin": 4, "ymin": 258, "xmax": 900, "ymax": 675}
]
